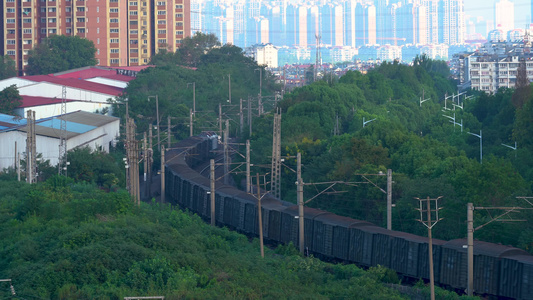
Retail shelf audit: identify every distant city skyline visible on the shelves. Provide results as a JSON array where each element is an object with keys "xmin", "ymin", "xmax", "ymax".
[{"xmin": 465, "ymin": 0, "xmax": 529, "ymax": 27}]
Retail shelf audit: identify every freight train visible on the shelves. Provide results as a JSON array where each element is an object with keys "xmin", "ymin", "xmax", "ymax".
[{"xmin": 165, "ymin": 134, "xmax": 533, "ymax": 299}]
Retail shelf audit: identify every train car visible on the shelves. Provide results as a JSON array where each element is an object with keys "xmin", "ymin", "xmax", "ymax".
[
  {"xmin": 279, "ymin": 205, "xmax": 299, "ymax": 247},
  {"xmin": 311, "ymin": 213, "xmax": 364, "ymax": 260},
  {"xmin": 349, "ymin": 223, "xmax": 393, "ymax": 268},
  {"xmin": 440, "ymin": 239, "xmax": 527, "ymax": 295},
  {"xmin": 165, "ymin": 135, "xmax": 533, "ymax": 299},
  {"xmin": 389, "ymin": 232, "xmax": 445, "ymax": 280},
  {"xmin": 500, "ymin": 254, "xmax": 533, "ymax": 299}
]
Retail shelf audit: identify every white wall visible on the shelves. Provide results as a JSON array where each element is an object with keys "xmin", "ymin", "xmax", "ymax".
[
  {"xmin": 18, "ymin": 82, "xmax": 114, "ymax": 103},
  {"xmin": 0, "ymin": 119, "xmax": 120, "ymax": 171},
  {"xmin": 14, "ymin": 102, "xmax": 113, "ymax": 119}
]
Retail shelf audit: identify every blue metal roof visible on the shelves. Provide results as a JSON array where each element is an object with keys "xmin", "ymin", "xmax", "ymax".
[
  {"xmin": 38, "ymin": 118, "xmax": 96, "ymax": 134},
  {"xmin": 0, "ymin": 113, "xmax": 27, "ymax": 126}
]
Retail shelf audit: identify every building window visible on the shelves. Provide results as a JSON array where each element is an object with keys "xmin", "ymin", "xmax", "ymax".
[
  {"xmin": 110, "ymin": 59, "xmax": 119, "ymax": 64},
  {"xmin": 130, "ymin": 21, "xmax": 138, "ymax": 25},
  {"xmin": 130, "ymin": 11, "xmax": 138, "ymax": 15},
  {"xmin": 49, "ymin": 18, "xmax": 56, "ymax": 23},
  {"xmin": 158, "ymin": 30, "xmax": 166, "ymax": 34},
  {"xmin": 48, "ymin": 29, "xmax": 57, "ymax": 34},
  {"xmin": 130, "ymin": 29, "xmax": 138, "ymax": 34},
  {"xmin": 129, "ymin": 1, "xmax": 138, "ymax": 5},
  {"xmin": 110, "ymin": 39, "xmax": 119, "ymax": 43},
  {"xmin": 158, "ymin": 20, "xmax": 166, "ymax": 25},
  {"xmin": 48, "ymin": 7, "xmax": 56, "ymax": 12},
  {"xmin": 175, "ymin": 13, "xmax": 183, "ymax": 18},
  {"xmin": 7, "ymin": 30, "xmax": 15, "ymax": 34},
  {"xmin": 177, "ymin": 31, "xmax": 183, "ymax": 35},
  {"xmin": 158, "ymin": 11, "xmax": 166, "ymax": 15},
  {"xmin": 7, "ymin": 19, "xmax": 15, "ymax": 24},
  {"xmin": 157, "ymin": 1, "xmax": 165, "ymax": 5},
  {"xmin": 77, "ymin": 7, "xmax": 85, "ymax": 12},
  {"xmin": 77, "ymin": 28, "xmax": 85, "ymax": 33},
  {"xmin": 176, "ymin": 22, "xmax": 183, "ymax": 27},
  {"xmin": 66, "ymin": 7, "xmax": 71, "ymax": 12},
  {"xmin": 111, "ymin": 49, "xmax": 119, "ymax": 53},
  {"xmin": 158, "ymin": 39, "xmax": 166, "ymax": 44},
  {"xmin": 23, "ymin": 19, "xmax": 32, "ymax": 24},
  {"xmin": 131, "ymin": 58, "xmax": 139, "ymax": 63},
  {"xmin": 7, "ymin": 8, "xmax": 15, "ymax": 13},
  {"xmin": 110, "ymin": 19, "xmax": 119, "ymax": 23},
  {"xmin": 110, "ymin": 8, "xmax": 118, "ymax": 13},
  {"xmin": 130, "ymin": 40, "xmax": 138, "ymax": 44},
  {"xmin": 23, "ymin": 29, "xmax": 32, "ymax": 34},
  {"xmin": 130, "ymin": 49, "xmax": 138, "ymax": 53},
  {"xmin": 7, "ymin": 51, "xmax": 16, "ymax": 55},
  {"xmin": 176, "ymin": 4, "xmax": 183, "ymax": 9},
  {"xmin": 110, "ymin": 28, "xmax": 119, "ymax": 33},
  {"xmin": 66, "ymin": 18, "xmax": 71, "ymax": 23},
  {"xmin": 24, "ymin": 40, "xmax": 32, "ymax": 45},
  {"xmin": 77, "ymin": 18, "xmax": 85, "ymax": 22},
  {"xmin": 66, "ymin": 28, "xmax": 72, "ymax": 33},
  {"xmin": 7, "ymin": 40, "xmax": 16, "ymax": 45}
]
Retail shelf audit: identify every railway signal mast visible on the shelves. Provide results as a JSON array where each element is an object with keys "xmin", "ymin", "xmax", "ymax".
[{"xmin": 416, "ymin": 196, "xmax": 443, "ymax": 300}]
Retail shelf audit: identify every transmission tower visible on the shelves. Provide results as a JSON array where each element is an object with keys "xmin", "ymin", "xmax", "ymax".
[
  {"xmin": 58, "ymin": 86, "xmax": 67, "ymax": 175},
  {"xmin": 271, "ymin": 108, "xmax": 282, "ymax": 199}
]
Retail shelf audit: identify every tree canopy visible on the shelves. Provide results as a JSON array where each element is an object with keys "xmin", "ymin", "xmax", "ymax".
[
  {"xmin": 0, "ymin": 55, "xmax": 17, "ymax": 79},
  {"xmin": 0, "ymin": 85, "xmax": 22, "ymax": 115},
  {"xmin": 25, "ymin": 35, "xmax": 98, "ymax": 75}
]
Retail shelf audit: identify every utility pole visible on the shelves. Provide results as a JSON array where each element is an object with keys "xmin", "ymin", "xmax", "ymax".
[
  {"xmin": 219, "ymin": 103, "xmax": 223, "ymax": 137},
  {"xmin": 256, "ymin": 173, "xmax": 264, "ymax": 258},
  {"xmin": 315, "ymin": 34, "xmax": 321, "ymax": 82},
  {"xmin": 416, "ymin": 196, "xmax": 443, "ymax": 300},
  {"xmin": 147, "ymin": 95, "xmax": 160, "ymax": 151},
  {"xmin": 420, "ymin": 89, "xmax": 430, "ymax": 106},
  {"xmin": 188, "ymin": 82, "xmax": 196, "ymax": 114},
  {"xmin": 0, "ymin": 279, "xmax": 16, "ymax": 296},
  {"xmin": 255, "ymin": 68, "xmax": 263, "ymax": 115},
  {"xmin": 246, "ymin": 140, "xmax": 251, "ymax": 193},
  {"xmin": 271, "ymin": 108, "xmax": 282, "ymax": 199},
  {"xmin": 210, "ymin": 159, "xmax": 216, "ymax": 226},
  {"xmin": 467, "ymin": 130, "xmax": 482, "ymax": 164},
  {"xmin": 239, "ymin": 98, "xmax": 244, "ymax": 136},
  {"xmin": 466, "ymin": 203, "xmax": 532, "ymax": 296},
  {"xmin": 58, "ymin": 86, "xmax": 67, "ymax": 176},
  {"xmin": 189, "ymin": 109, "xmax": 193, "ymax": 137},
  {"xmin": 161, "ymin": 145, "xmax": 165, "ymax": 204},
  {"xmin": 167, "ymin": 116, "xmax": 171, "ymax": 149},
  {"xmin": 224, "ymin": 120, "xmax": 230, "ymax": 185},
  {"xmin": 26, "ymin": 110, "xmax": 36, "ymax": 184},
  {"xmin": 148, "ymin": 124, "xmax": 153, "ymax": 197},
  {"xmin": 143, "ymin": 132, "xmax": 147, "ymax": 198},
  {"xmin": 297, "ymin": 152, "xmax": 304, "ymax": 255},
  {"xmin": 387, "ymin": 169, "xmax": 392, "ymax": 230},
  {"xmin": 228, "ymin": 73, "xmax": 231, "ymax": 104},
  {"xmin": 248, "ymin": 95, "xmax": 252, "ymax": 135}
]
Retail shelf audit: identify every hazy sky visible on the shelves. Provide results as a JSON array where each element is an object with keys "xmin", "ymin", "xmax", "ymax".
[{"xmin": 464, "ymin": 0, "xmax": 531, "ymax": 27}]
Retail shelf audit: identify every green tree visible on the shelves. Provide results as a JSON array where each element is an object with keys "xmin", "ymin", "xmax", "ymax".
[
  {"xmin": 511, "ymin": 59, "xmax": 531, "ymax": 109},
  {"xmin": 0, "ymin": 55, "xmax": 17, "ymax": 79},
  {"xmin": 177, "ymin": 32, "xmax": 220, "ymax": 67},
  {"xmin": 26, "ymin": 35, "xmax": 98, "ymax": 75},
  {"xmin": 0, "ymin": 85, "xmax": 22, "ymax": 114}
]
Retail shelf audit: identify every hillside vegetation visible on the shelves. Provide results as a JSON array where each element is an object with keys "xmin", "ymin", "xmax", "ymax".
[{"xmin": 0, "ymin": 178, "xmax": 473, "ymax": 299}]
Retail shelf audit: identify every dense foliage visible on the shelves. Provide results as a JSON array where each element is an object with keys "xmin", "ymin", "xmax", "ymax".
[
  {"xmin": 245, "ymin": 57, "xmax": 533, "ymax": 251},
  {"xmin": 25, "ymin": 35, "xmax": 98, "ymax": 75},
  {"xmin": 0, "ymin": 179, "xmax": 473, "ymax": 299},
  {"xmin": 0, "ymin": 55, "xmax": 17, "ymax": 79},
  {"xmin": 0, "ymin": 85, "xmax": 22, "ymax": 114}
]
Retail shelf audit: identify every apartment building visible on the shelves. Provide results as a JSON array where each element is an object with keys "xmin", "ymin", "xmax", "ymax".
[
  {"xmin": 455, "ymin": 41, "xmax": 533, "ymax": 93},
  {"xmin": 1, "ymin": 0, "xmax": 190, "ymax": 72}
]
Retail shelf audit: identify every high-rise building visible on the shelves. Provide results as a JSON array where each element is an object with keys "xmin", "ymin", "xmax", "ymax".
[
  {"xmin": 495, "ymin": 0, "xmax": 515, "ymax": 34},
  {"xmin": 1, "ymin": 0, "xmax": 190, "ymax": 73},
  {"xmin": 439, "ymin": 0, "xmax": 465, "ymax": 44}
]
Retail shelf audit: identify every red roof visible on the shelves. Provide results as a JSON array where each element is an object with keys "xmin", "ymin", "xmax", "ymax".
[
  {"xmin": 107, "ymin": 65, "xmax": 154, "ymax": 72},
  {"xmin": 54, "ymin": 67, "xmax": 117, "ymax": 79},
  {"xmin": 20, "ymin": 75, "xmax": 124, "ymax": 96},
  {"xmin": 19, "ymin": 95, "xmax": 78, "ymax": 108},
  {"xmin": 99, "ymin": 74, "xmax": 135, "ymax": 82}
]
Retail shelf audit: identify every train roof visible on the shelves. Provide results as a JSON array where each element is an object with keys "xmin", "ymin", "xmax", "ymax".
[{"xmin": 443, "ymin": 238, "xmax": 528, "ymax": 257}]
